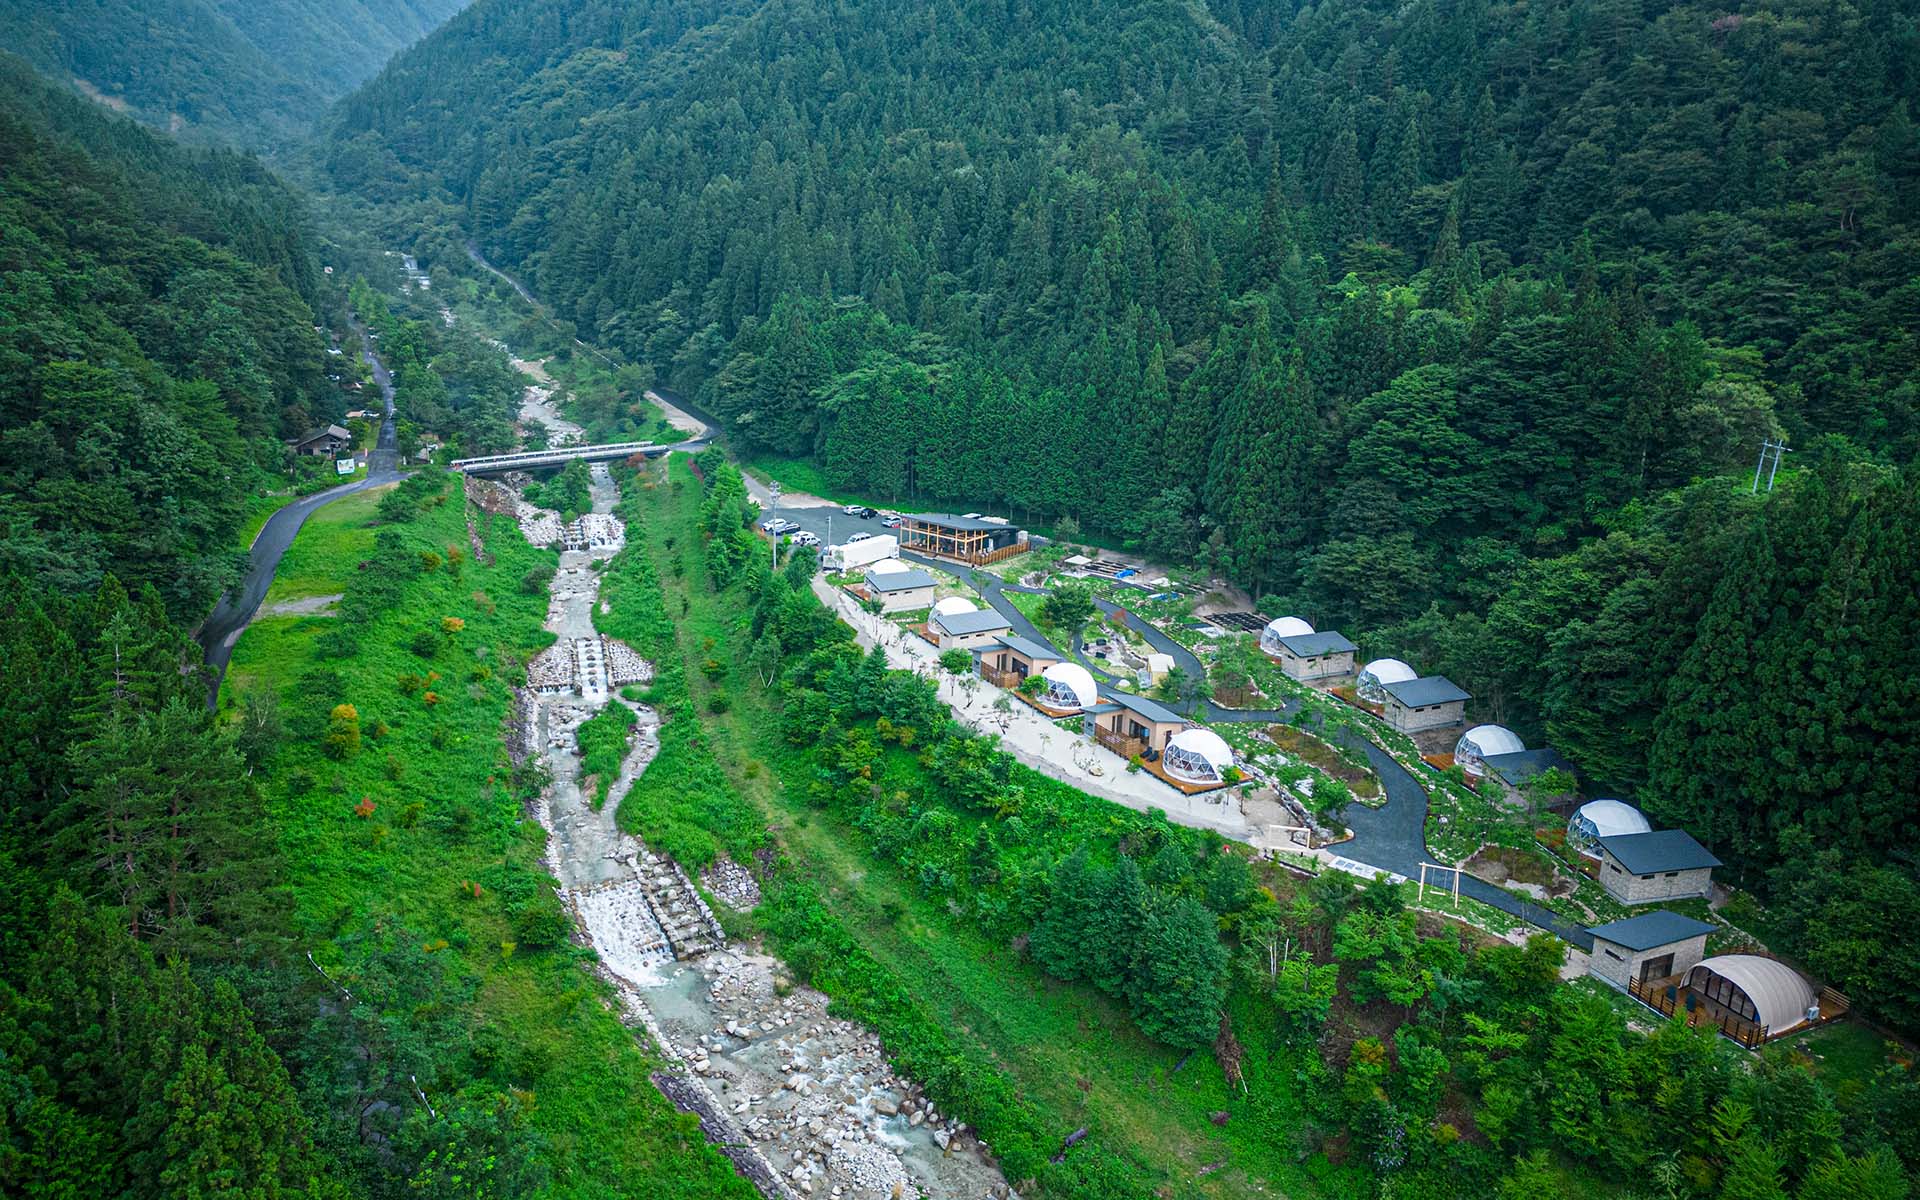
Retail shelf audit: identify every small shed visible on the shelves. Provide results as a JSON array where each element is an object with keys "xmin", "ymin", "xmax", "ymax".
[
  {"xmin": 1585, "ymin": 911, "xmax": 1715, "ymax": 990},
  {"xmin": 1481, "ymin": 748, "xmax": 1576, "ymax": 797},
  {"xmin": 1380, "ymin": 676, "xmax": 1471, "ymax": 732},
  {"xmin": 1269, "ymin": 630, "xmax": 1358, "ymax": 681},
  {"xmin": 864, "ymin": 566, "xmax": 937, "ymax": 613},
  {"xmin": 288, "ymin": 424, "xmax": 353, "ymax": 457},
  {"xmin": 930, "ymin": 607, "xmax": 1011, "ymax": 650},
  {"xmin": 979, "ymin": 634, "xmax": 1060, "ymax": 686},
  {"xmin": 1596, "ymin": 829, "xmax": 1721, "ymax": 904}
]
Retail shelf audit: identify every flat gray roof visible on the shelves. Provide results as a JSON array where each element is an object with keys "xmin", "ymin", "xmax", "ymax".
[
  {"xmin": 992, "ymin": 633, "xmax": 1061, "ymax": 660},
  {"xmin": 1276, "ymin": 631, "xmax": 1357, "ymax": 656},
  {"xmin": 865, "ymin": 568, "xmax": 936, "ymax": 592},
  {"xmin": 1100, "ymin": 689, "xmax": 1185, "ymax": 725},
  {"xmin": 1482, "ymin": 748, "xmax": 1573, "ymax": 786},
  {"xmin": 1382, "ymin": 676, "xmax": 1471, "ymax": 707},
  {"xmin": 1587, "ymin": 910, "xmax": 1716, "ymax": 951},
  {"xmin": 1598, "ymin": 829, "xmax": 1723, "ymax": 874},
  {"xmin": 905, "ymin": 512, "xmax": 1006, "ymax": 532},
  {"xmin": 934, "ymin": 608, "xmax": 1012, "ymax": 636}
]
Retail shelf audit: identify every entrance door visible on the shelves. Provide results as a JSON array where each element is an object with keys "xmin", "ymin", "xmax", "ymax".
[{"xmin": 1640, "ymin": 954, "xmax": 1674, "ymax": 982}]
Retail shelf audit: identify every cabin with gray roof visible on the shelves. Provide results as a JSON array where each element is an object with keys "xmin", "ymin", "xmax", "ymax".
[
  {"xmin": 1083, "ymin": 689, "xmax": 1188, "ymax": 758},
  {"xmin": 863, "ymin": 566, "xmax": 937, "ymax": 613},
  {"xmin": 979, "ymin": 633, "xmax": 1061, "ymax": 686},
  {"xmin": 1380, "ymin": 675, "xmax": 1471, "ymax": 732},
  {"xmin": 1268, "ymin": 630, "xmax": 1358, "ymax": 682},
  {"xmin": 1585, "ymin": 911, "xmax": 1715, "ymax": 989},
  {"xmin": 929, "ymin": 606, "xmax": 1012, "ymax": 650},
  {"xmin": 1596, "ymin": 829, "xmax": 1722, "ymax": 903},
  {"xmin": 287, "ymin": 424, "xmax": 353, "ymax": 457}
]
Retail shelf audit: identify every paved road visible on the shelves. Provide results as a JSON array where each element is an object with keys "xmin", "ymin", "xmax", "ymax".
[{"xmin": 195, "ymin": 322, "xmax": 400, "ymax": 697}]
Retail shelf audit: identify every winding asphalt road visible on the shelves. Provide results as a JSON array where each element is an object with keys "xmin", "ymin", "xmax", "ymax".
[{"xmin": 195, "ymin": 324, "xmax": 400, "ymax": 696}]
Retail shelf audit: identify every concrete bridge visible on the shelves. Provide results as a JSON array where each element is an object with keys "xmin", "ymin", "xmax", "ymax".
[{"xmin": 450, "ymin": 436, "xmax": 709, "ymax": 475}]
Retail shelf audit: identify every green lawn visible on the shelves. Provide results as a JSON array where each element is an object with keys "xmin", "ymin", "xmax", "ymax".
[
  {"xmin": 219, "ymin": 475, "xmax": 756, "ymax": 1199},
  {"xmin": 260, "ymin": 484, "xmax": 392, "ymax": 605}
]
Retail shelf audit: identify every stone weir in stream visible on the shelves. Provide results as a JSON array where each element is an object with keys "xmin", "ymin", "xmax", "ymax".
[{"xmin": 508, "ymin": 461, "xmax": 1013, "ymax": 1200}]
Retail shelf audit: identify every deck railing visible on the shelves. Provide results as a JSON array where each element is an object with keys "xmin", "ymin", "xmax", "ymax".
[
  {"xmin": 980, "ymin": 664, "xmax": 1024, "ymax": 690},
  {"xmin": 1093, "ymin": 727, "xmax": 1145, "ymax": 760}
]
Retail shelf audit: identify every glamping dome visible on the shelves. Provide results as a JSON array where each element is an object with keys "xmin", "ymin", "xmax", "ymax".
[
  {"xmin": 1040, "ymin": 662, "xmax": 1098, "ymax": 710},
  {"xmin": 1685, "ymin": 955, "xmax": 1818, "ymax": 1035},
  {"xmin": 1567, "ymin": 800, "xmax": 1651, "ymax": 855},
  {"xmin": 1259, "ymin": 616, "xmax": 1315, "ymax": 654},
  {"xmin": 931, "ymin": 596, "xmax": 978, "ymax": 617},
  {"xmin": 1356, "ymin": 658, "xmax": 1417, "ymax": 703},
  {"xmin": 1454, "ymin": 724, "xmax": 1525, "ymax": 776},
  {"xmin": 867, "ymin": 557, "xmax": 911, "ymax": 575},
  {"xmin": 1163, "ymin": 728, "xmax": 1235, "ymax": 784}
]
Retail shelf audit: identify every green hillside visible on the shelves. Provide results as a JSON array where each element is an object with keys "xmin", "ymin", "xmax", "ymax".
[{"xmin": 0, "ymin": 0, "xmax": 469, "ymax": 147}]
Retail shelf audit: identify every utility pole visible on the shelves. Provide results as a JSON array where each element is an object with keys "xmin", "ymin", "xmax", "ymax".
[
  {"xmin": 769, "ymin": 481, "xmax": 781, "ymax": 568},
  {"xmin": 1752, "ymin": 438, "xmax": 1791, "ymax": 493}
]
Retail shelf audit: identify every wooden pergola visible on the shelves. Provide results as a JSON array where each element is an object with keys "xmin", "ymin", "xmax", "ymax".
[{"xmin": 897, "ymin": 514, "xmax": 1026, "ymax": 565}]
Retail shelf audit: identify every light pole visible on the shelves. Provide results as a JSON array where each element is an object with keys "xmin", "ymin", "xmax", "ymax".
[{"xmin": 769, "ymin": 481, "xmax": 782, "ymax": 568}]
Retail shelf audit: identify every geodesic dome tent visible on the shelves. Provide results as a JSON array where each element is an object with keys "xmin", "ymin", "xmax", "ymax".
[
  {"xmin": 1040, "ymin": 662, "xmax": 1098, "ymax": 710},
  {"xmin": 1454, "ymin": 724, "xmax": 1525, "ymax": 776},
  {"xmin": 1356, "ymin": 658, "xmax": 1417, "ymax": 703},
  {"xmin": 931, "ymin": 596, "xmax": 977, "ymax": 617},
  {"xmin": 1566, "ymin": 799, "xmax": 1651, "ymax": 855},
  {"xmin": 867, "ymin": 557, "xmax": 911, "ymax": 575},
  {"xmin": 1259, "ymin": 616, "xmax": 1314, "ymax": 655},
  {"xmin": 1163, "ymin": 728, "xmax": 1234, "ymax": 784}
]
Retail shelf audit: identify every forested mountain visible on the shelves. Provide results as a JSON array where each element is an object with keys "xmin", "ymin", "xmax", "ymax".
[
  {"xmin": 0, "ymin": 55, "xmax": 333, "ymax": 620},
  {"xmin": 329, "ymin": 0, "xmax": 1920, "ymax": 1021},
  {"xmin": 0, "ymin": 0, "xmax": 470, "ymax": 147}
]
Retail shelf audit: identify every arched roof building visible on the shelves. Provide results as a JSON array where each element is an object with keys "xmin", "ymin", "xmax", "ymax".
[{"xmin": 1685, "ymin": 955, "xmax": 1817, "ymax": 1035}]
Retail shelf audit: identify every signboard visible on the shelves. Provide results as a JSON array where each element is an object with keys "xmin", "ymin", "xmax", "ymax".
[{"xmin": 336, "ymin": 459, "xmax": 355, "ymax": 476}]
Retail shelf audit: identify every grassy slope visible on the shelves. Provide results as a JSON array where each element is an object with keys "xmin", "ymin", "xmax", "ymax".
[
  {"xmin": 220, "ymin": 476, "xmax": 757, "ymax": 1199},
  {"xmin": 616, "ymin": 455, "xmax": 1350, "ymax": 1200},
  {"xmin": 260, "ymin": 484, "xmax": 391, "ymax": 604}
]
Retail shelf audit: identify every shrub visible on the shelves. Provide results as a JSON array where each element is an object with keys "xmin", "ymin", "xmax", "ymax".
[
  {"xmin": 441, "ymin": 616, "xmax": 466, "ymax": 635},
  {"xmin": 939, "ymin": 649, "xmax": 972, "ymax": 674},
  {"xmin": 410, "ymin": 629, "xmax": 440, "ymax": 658},
  {"xmin": 707, "ymin": 691, "xmax": 731, "ymax": 714},
  {"xmin": 325, "ymin": 704, "xmax": 361, "ymax": 759},
  {"xmin": 419, "ymin": 550, "xmax": 443, "ymax": 573},
  {"xmin": 520, "ymin": 565, "xmax": 555, "ymax": 595}
]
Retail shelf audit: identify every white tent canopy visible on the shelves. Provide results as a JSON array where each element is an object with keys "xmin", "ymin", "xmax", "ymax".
[
  {"xmin": 1356, "ymin": 658, "xmax": 1416, "ymax": 703},
  {"xmin": 1567, "ymin": 800, "xmax": 1651, "ymax": 852},
  {"xmin": 931, "ymin": 596, "xmax": 977, "ymax": 617},
  {"xmin": 1041, "ymin": 662, "xmax": 1098, "ymax": 709},
  {"xmin": 1259, "ymin": 616, "xmax": 1315, "ymax": 654},
  {"xmin": 1163, "ymin": 728, "xmax": 1234, "ymax": 783},
  {"xmin": 867, "ymin": 557, "xmax": 912, "ymax": 575},
  {"xmin": 1687, "ymin": 955, "xmax": 1817, "ymax": 1033},
  {"xmin": 1455, "ymin": 724, "xmax": 1525, "ymax": 774}
]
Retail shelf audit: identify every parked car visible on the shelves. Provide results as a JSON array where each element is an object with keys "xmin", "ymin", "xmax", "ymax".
[
  {"xmin": 790, "ymin": 531, "xmax": 821, "ymax": 547},
  {"xmin": 846, "ymin": 532, "xmax": 873, "ymax": 542},
  {"xmin": 854, "ymin": 506, "xmax": 878, "ymax": 519},
  {"xmin": 880, "ymin": 515, "xmax": 904, "ymax": 528},
  {"xmin": 760, "ymin": 517, "xmax": 800, "ymax": 534},
  {"xmin": 843, "ymin": 503, "xmax": 865, "ymax": 515}
]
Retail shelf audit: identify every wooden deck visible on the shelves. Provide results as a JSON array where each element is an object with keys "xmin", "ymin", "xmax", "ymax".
[
  {"xmin": 1093, "ymin": 726, "xmax": 1146, "ymax": 760},
  {"xmin": 1140, "ymin": 755, "xmax": 1232, "ymax": 796}
]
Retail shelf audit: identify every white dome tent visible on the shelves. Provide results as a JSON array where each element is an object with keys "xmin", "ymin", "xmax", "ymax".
[
  {"xmin": 1566, "ymin": 800, "xmax": 1651, "ymax": 855},
  {"xmin": 867, "ymin": 557, "xmax": 911, "ymax": 576},
  {"xmin": 1454, "ymin": 724, "xmax": 1525, "ymax": 776},
  {"xmin": 1162, "ymin": 728, "xmax": 1235, "ymax": 784},
  {"xmin": 1355, "ymin": 658, "xmax": 1417, "ymax": 703},
  {"xmin": 1039, "ymin": 662, "xmax": 1098, "ymax": 711},
  {"xmin": 1259, "ymin": 616, "xmax": 1315, "ymax": 655},
  {"xmin": 931, "ymin": 596, "xmax": 977, "ymax": 618}
]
